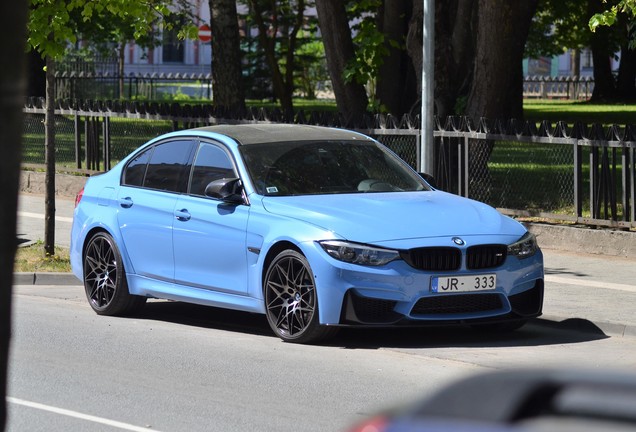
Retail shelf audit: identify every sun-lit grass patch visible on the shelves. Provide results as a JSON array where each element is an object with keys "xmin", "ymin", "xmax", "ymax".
[
  {"xmin": 524, "ymin": 99, "xmax": 636, "ymax": 125},
  {"xmin": 14, "ymin": 241, "xmax": 71, "ymax": 273}
]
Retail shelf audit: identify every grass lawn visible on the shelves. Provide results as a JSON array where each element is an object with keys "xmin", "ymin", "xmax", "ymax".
[
  {"xmin": 523, "ymin": 99, "xmax": 636, "ymax": 125},
  {"xmin": 14, "ymin": 241, "xmax": 71, "ymax": 273}
]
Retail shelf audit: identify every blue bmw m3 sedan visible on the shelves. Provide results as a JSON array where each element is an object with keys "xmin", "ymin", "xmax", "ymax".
[{"xmin": 70, "ymin": 124, "xmax": 544, "ymax": 343}]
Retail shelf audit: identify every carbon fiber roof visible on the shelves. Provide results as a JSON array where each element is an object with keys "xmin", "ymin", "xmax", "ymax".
[{"xmin": 193, "ymin": 124, "xmax": 373, "ymax": 145}]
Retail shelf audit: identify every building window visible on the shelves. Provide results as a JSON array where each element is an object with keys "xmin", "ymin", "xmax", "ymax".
[
  {"xmin": 162, "ymin": 28, "xmax": 184, "ymax": 63},
  {"xmin": 581, "ymin": 49, "xmax": 593, "ymax": 69}
]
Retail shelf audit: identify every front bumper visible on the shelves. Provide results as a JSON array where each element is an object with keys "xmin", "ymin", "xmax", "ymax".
[
  {"xmin": 340, "ymin": 279, "xmax": 544, "ymax": 326},
  {"xmin": 303, "ymin": 242, "xmax": 544, "ymax": 326}
]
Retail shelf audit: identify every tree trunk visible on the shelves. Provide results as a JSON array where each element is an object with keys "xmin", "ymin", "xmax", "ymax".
[
  {"xmin": 466, "ymin": 0, "xmax": 538, "ymax": 120},
  {"xmin": 44, "ymin": 55, "xmax": 56, "ymax": 256},
  {"xmin": 465, "ymin": 0, "xmax": 537, "ymax": 203},
  {"xmin": 283, "ymin": 0, "xmax": 306, "ymax": 112},
  {"xmin": 0, "ymin": 0, "xmax": 27, "ymax": 427},
  {"xmin": 617, "ymin": 44, "xmax": 636, "ymax": 101},
  {"xmin": 209, "ymin": 0, "xmax": 246, "ymax": 113},
  {"xmin": 247, "ymin": 0, "xmax": 297, "ymax": 113},
  {"xmin": 616, "ymin": 16, "xmax": 636, "ymax": 102},
  {"xmin": 406, "ymin": 0, "xmax": 477, "ymax": 118},
  {"xmin": 27, "ymin": 50, "xmax": 46, "ymax": 98},
  {"xmin": 434, "ymin": 0, "xmax": 477, "ymax": 118},
  {"xmin": 587, "ymin": 0, "xmax": 617, "ymax": 101},
  {"xmin": 118, "ymin": 41, "xmax": 125, "ymax": 99},
  {"xmin": 406, "ymin": 0, "xmax": 423, "ymax": 98},
  {"xmin": 571, "ymin": 49, "xmax": 581, "ymax": 76},
  {"xmin": 315, "ymin": 0, "xmax": 368, "ymax": 125},
  {"xmin": 376, "ymin": 0, "xmax": 417, "ymax": 116}
]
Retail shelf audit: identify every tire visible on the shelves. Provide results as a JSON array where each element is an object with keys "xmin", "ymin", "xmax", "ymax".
[
  {"xmin": 83, "ymin": 232, "xmax": 146, "ymax": 316},
  {"xmin": 264, "ymin": 250, "xmax": 338, "ymax": 343}
]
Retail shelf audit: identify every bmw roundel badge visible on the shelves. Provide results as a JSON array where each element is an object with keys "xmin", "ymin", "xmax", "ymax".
[{"xmin": 452, "ymin": 237, "xmax": 465, "ymax": 246}]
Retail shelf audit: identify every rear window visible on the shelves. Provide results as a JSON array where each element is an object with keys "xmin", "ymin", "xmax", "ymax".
[{"xmin": 122, "ymin": 140, "xmax": 193, "ymax": 192}]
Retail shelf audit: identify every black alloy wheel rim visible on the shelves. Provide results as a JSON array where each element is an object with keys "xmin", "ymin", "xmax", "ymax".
[
  {"xmin": 84, "ymin": 235, "xmax": 118, "ymax": 310},
  {"xmin": 265, "ymin": 255, "xmax": 317, "ymax": 338}
]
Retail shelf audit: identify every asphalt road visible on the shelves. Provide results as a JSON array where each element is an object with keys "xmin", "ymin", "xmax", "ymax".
[
  {"xmin": 7, "ymin": 282, "xmax": 636, "ymax": 432},
  {"xmin": 17, "ymin": 194, "xmax": 75, "ymax": 249},
  {"xmin": 11, "ymin": 193, "xmax": 636, "ymax": 430}
]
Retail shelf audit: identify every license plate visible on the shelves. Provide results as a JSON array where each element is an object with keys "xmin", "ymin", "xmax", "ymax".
[{"xmin": 431, "ymin": 274, "xmax": 497, "ymax": 293}]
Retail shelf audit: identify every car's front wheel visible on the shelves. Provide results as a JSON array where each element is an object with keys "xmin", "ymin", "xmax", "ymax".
[
  {"xmin": 264, "ymin": 249, "xmax": 338, "ymax": 343},
  {"xmin": 83, "ymin": 232, "xmax": 146, "ymax": 316}
]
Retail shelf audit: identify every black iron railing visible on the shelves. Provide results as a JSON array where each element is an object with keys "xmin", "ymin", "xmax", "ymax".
[{"xmin": 22, "ymin": 99, "xmax": 635, "ymax": 229}]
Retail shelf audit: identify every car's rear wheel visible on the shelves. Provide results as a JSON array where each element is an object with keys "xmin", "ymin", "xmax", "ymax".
[
  {"xmin": 264, "ymin": 249, "xmax": 338, "ymax": 343},
  {"xmin": 83, "ymin": 232, "xmax": 146, "ymax": 316}
]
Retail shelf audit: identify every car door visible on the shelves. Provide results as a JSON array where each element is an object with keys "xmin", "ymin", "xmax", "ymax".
[
  {"xmin": 117, "ymin": 139, "xmax": 194, "ymax": 282},
  {"xmin": 172, "ymin": 141, "xmax": 250, "ymax": 294}
]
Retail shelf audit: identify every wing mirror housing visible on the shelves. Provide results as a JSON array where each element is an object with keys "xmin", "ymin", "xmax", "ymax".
[
  {"xmin": 205, "ymin": 178, "xmax": 244, "ymax": 204},
  {"xmin": 418, "ymin": 172, "xmax": 436, "ymax": 189}
]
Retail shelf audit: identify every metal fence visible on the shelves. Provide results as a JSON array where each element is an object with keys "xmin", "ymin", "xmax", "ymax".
[
  {"xmin": 54, "ymin": 72, "xmax": 595, "ymax": 101},
  {"xmin": 55, "ymin": 72, "xmax": 214, "ymax": 100},
  {"xmin": 22, "ymin": 101, "xmax": 635, "ymax": 229},
  {"xmin": 522, "ymin": 76, "xmax": 594, "ymax": 100}
]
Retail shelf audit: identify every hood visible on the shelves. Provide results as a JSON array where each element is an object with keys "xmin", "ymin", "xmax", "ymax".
[{"xmin": 261, "ymin": 191, "xmax": 525, "ymax": 245}]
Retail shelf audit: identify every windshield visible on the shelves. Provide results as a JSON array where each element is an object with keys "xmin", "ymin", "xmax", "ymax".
[{"xmin": 239, "ymin": 140, "xmax": 429, "ymax": 196}]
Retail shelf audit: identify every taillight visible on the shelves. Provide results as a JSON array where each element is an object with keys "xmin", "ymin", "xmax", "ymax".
[
  {"xmin": 346, "ymin": 415, "xmax": 389, "ymax": 432},
  {"xmin": 75, "ymin": 187, "xmax": 84, "ymax": 208}
]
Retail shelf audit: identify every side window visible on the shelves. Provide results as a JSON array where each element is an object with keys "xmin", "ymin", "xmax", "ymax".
[
  {"xmin": 143, "ymin": 140, "xmax": 192, "ymax": 192},
  {"xmin": 123, "ymin": 148, "xmax": 152, "ymax": 187},
  {"xmin": 189, "ymin": 143, "xmax": 236, "ymax": 196}
]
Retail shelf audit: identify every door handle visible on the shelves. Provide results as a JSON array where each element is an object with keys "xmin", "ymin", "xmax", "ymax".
[
  {"xmin": 175, "ymin": 209, "xmax": 191, "ymax": 221},
  {"xmin": 119, "ymin": 197, "xmax": 133, "ymax": 208}
]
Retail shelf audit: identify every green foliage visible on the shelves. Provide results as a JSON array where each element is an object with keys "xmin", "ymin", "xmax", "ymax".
[
  {"xmin": 294, "ymin": 40, "xmax": 330, "ymax": 99},
  {"xmin": 27, "ymin": 0, "xmax": 197, "ymax": 61},
  {"xmin": 240, "ymin": 0, "xmax": 323, "ymax": 101},
  {"xmin": 589, "ymin": 0, "xmax": 636, "ymax": 30},
  {"xmin": 589, "ymin": 0, "xmax": 636, "ymax": 48},
  {"xmin": 344, "ymin": 0, "xmax": 393, "ymax": 87},
  {"xmin": 344, "ymin": 16, "xmax": 388, "ymax": 85},
  {"xmin": 527, "ymin": 0, "xmax": 591, "ymax": 58}
]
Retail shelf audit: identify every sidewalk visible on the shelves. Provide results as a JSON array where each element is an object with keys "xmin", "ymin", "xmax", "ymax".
[
  {"xmin": 15, "ymin": 192, "xmax": 636, "ymax": 339},
  {"xmin": 539, "ymin": 249, "xmax": 636, "ymax": 338}
]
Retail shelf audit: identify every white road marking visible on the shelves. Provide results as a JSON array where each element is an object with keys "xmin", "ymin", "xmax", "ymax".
[
  {"xmin": 545, "ymin": 275, "xmax": 636, "ymax": 293},
  {"xmin": 7, "ymin": 397, "xmax": 161, "ymax": 432},
  {"xmin": 17, "ymin": 211, "xmax": 73, "ymax": 223}
]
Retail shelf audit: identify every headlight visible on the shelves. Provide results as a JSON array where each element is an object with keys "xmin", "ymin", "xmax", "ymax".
[
  {"xmin": 508, "ymin": 232, "xmax": 538, "ymax": 259},
  {"xmin": 318, "ymin": 240, "xmax": 400, "ymax": 266}
]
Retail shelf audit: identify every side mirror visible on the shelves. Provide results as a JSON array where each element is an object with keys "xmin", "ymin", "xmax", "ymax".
[
  {"xmin": 418, "ymin": 172, "xmax": 436, "ymax": 189},
  {"xmin": 204, "ymin": 178, "xmax": 244, "ymax": 204}
]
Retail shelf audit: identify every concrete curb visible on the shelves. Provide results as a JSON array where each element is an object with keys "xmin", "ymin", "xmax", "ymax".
[
  {"xmin": 527, "ymin": 223, "xmax": 636, "ymax": 258},
  {"xmin": 20, "ymin": 171, "xmax": 86, "ymax": 199},
  {"xmin": 13, "ymin": 272, "xmax": 80, "ymax": 286}
]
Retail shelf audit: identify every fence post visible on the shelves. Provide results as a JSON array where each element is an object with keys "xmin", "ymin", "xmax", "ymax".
[
  {"xmin": 84, "ymin": 117, "xmax": 89, "ymax": 170},
  {"xmin": 416, "ymin": 132, "xmax": 422, "ymax": 174},
  {"xmin": 103, "ymin": 116, "xmax": 110, "ymax": 171},
  {"xmin": 630, "ymin": 146, "xmax": 635, "ymax": 224},
  {"xmin": 463, "ymin": 135, "xmax": 469, "ymax": 197},
  {"xmin": 574, "ymin": 139, "xmax": 582, "ymax": 218},
  {"xmin": 622, "ymin": 144, "xmax": 630, "ymax": 222},
  {"xmin": 590, "ymin": 145, "xmax": 598, "ymax": 218},
  {"xmin": 74, "ymin": 113, "xmax": 82, "ymax": 169}
]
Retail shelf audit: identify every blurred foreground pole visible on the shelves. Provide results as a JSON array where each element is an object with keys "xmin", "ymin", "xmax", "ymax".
[
  {"xmin": 0, "ymin": 0, "xmax": 28, "ymax": 429},
  {"xmin": 420, "ymin": 0, "xmax": 435, "ymax": 175}
]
